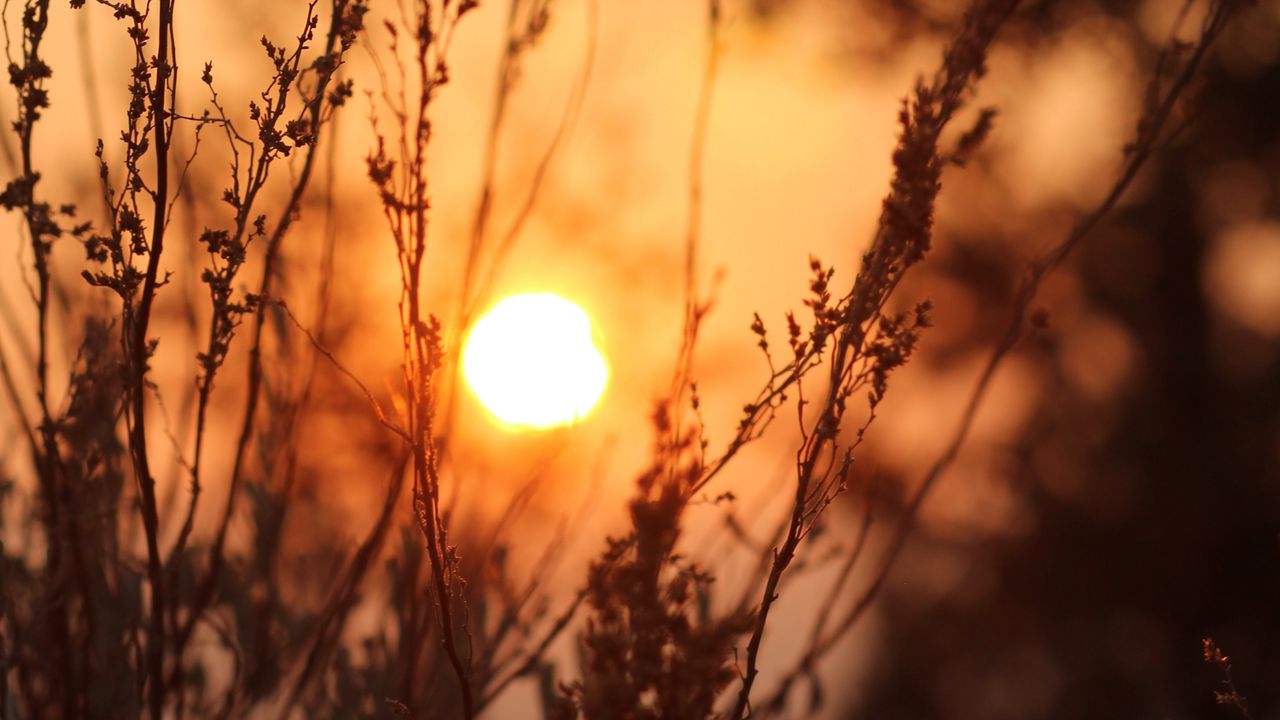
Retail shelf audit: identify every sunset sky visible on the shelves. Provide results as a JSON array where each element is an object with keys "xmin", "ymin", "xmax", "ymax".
[{"xmin": 2, "ymin": 0, "xmax": 1278, "ymax": 717}]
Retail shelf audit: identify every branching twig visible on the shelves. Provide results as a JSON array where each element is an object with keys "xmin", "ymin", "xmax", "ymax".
[
  {"xmin": 755, "ymin": 5, "xmax": 1239, "ymax": 712},
  {"xmin": 731, "ymin": 3, "xmax": 1021, "ymax": 714}
]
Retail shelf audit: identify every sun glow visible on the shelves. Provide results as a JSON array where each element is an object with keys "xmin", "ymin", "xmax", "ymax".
[{"xmin": 462, "ymin": 293, "xmax": 609, "ymax": 430}]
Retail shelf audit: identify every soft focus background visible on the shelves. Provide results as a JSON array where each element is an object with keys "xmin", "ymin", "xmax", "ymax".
[{"xmin": 2, "ymin": 0, "xmax": 1278, "ymax": 717}]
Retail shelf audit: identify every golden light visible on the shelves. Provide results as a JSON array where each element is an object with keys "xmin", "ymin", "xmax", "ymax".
[{"xmin": 462, "ymin": 292, "xmax": 609, "ymax": 430}]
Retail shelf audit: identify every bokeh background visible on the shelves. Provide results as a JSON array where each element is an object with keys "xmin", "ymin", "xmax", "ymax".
[{"xmin": 2, "ymin": 0, "xmax": 1278, "ymax": 717}]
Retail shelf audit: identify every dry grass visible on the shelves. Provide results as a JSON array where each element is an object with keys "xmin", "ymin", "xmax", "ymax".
[{"xmin": 0, "ymin": 0, "xmax": 1246, "ymax": 718}]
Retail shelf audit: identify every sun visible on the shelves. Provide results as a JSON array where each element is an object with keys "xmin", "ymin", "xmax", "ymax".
[{"xmin": 462, "ymin": 292, "xmax": 609, "ymax": 430}]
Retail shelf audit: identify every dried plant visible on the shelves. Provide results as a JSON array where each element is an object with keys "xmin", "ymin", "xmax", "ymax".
[
  {"xmin": 0, "ymin": 0, "xmax": 1249, "ymax": 718},
  {"xmin": 1203, "ymin": 638, "xmax": 1255, "ymax": 719}
]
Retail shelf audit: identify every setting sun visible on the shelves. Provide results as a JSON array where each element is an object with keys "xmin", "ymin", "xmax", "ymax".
[{"xmin": 462, "ymin": 293, "xmax": 608, "ymax": 430}]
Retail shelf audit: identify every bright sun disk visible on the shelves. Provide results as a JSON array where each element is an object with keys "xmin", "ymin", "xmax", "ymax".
[{"xmin": 462, "ymin": 292, "xmax": 608, "ymax": 430}]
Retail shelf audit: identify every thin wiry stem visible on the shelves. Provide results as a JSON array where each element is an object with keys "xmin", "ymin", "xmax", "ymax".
[
  {"xmin": 125, "ymin": 0, "xmax": 174, "ymax": 712},
  {"xmin": 667, "ymin": 0, "xmax": 720, "ymax": 454},
  {"xmin": 731, "ymin": 2, "xmax": 1021, "ymax": 715},
  {"xmin": 272, "ymin": 299, "xmax": 408, "ymax": 441},
  {"xmin": 468, "ymin": 0, "xmax": 598, "ymax": 307},
  {"xmin": 754, "ymin": 5, "xmax": 1238, "ymax": 713},
  {"xmin": 366, "ymin": 3, "xmax": 478, "ymax": 714},
  {"xmin": 171, "ymin": 0, "xmax": 321, "ymax": 567},
  {"xmin": 440, "ymin": 0, "xmax": 588, "ymax": 510},
  {"xmin": 174, "ymin": 1, "xmax": 363, "ymax": 670},
  {"xmin": 280, "ymin": 455, "xmax": 410, "ymax": 715}
]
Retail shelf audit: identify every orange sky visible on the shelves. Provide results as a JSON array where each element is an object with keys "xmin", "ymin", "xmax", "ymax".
[{"xmin": 4, "ymin": 0, "xmax": 1279, "ymax": 715}]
